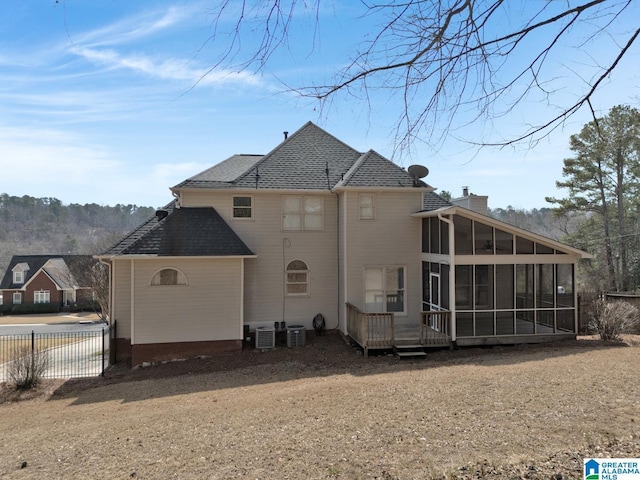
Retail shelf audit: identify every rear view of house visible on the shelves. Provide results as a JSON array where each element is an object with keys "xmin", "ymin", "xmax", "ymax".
[{"xmin": 98, "ymin": 122, "xmax": 591, "ymax": 365}]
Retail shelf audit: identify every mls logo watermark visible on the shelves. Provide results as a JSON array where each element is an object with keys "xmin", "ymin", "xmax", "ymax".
[{"xmin": 584, "ymin": 459, "xmax": 640, "ymax": 480}]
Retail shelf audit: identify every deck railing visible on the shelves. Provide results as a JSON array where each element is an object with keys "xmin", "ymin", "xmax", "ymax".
[
  {"xmin": 346, "ymin": 303, "xmax": 394, "ymax": 356},
  {"xmin": 420, "ymin": 310, "xmax": 452, "ymax": 346}
]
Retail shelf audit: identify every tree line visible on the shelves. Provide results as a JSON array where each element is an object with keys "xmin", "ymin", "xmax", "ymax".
[{"xmin": 0, "ymin": 194, "xmax": 155, "ymax": 275}]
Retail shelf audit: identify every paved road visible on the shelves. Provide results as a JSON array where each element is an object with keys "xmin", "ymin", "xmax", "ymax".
[{"xmin": 0, "ymin": 322, "xmax": 106, "ymax": 336}]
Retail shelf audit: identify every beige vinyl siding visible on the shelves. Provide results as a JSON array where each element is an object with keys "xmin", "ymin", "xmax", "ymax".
[
  {"xmin": 181, "ymin": 190, "xmax": 340, "ymax": 330},
  {"xmin": 344, "ymin": 191, "xmax": 423, "ymax": 324},
  {"xmin": 132, "ymin": 258, "xmax": 242, "ymax": 344},
  {"xmin": 112, "ymin": 260, "xmax": 132, "ymax": 339}
]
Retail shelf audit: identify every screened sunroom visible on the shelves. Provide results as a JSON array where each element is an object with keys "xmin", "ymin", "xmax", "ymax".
[{"xmin": 416, "ymin": 206, "xmax": 592, "ymax": 346}]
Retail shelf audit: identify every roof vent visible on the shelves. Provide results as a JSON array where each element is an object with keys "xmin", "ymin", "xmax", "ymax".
[
  {"xmin": 283, "ymin": 131, "xmax": 289, "ymax": 140},
  {"xmin": 155, "ymin": 209, "xmax": 169, "ymax": 221}
]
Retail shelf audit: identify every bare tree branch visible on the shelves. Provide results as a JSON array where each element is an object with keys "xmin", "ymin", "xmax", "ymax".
[{"xmin": 201, "ymin": 0, "xmax": 639, "ymax": 150}]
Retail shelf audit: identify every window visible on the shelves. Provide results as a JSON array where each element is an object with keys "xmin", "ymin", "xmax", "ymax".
[
  {"xmin": 150, "ymin": 268, "xmax": 187, "ymax": 286},
  {"xmin": 475, "ymin": 265, "xmax": 494, "ymax": 309},
  {"xmin": 286, "ymin": 260, "xmax": 309, "ymax": 295},
  {"xmin": 13, "ymin": 270, "xmax": 24, "ymax": 284},
  {"xmin": 34, "ymin": 290, "xmax": 50, "ymax": 304},
  {"xmin": 454, "ymin": 216, "xmax": 473, "ymax": 254},
  {"xmin": 364, "ymin": 266, "xmax": 405, "ymax": 314},
  {"xmin": 495, "ymin": 229, "xmax": 513, "ymax": 254},
  {"xmin": 13, "ymin": 292, "xmax": 22, "ymax": 305},
  {"xmin": 474, "ymin": 223, "xmax": 494, "ymax": 255},
  {"xmin": 359, "ymin": 194, "xmax": 375, "ymax": 220},
  {"xmin": 283, "ymin": 196, "xmax": 323, "ymax": 231},
  {"xmin": 455, "ymin": 265, "xmax": 473, "ymax": 309},
  {"xmin": 233, "ymin": 196, "xmax": 253, "ymax": 219}
]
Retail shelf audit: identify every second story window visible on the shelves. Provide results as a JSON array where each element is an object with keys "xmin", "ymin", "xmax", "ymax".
[
  {"xmin": 359, "ymin": 194, "xmax": 375, "ymax": 220},
  {"xmin": 13, "ymin": 270, "xmax": 24, "ymax": 284},
  {"xmin": 233, "ymin": 196, "xmax": 253, "ymax": 219},
  {"xmin": 282, "ymin": 196, "xmax": 323, "ymax": 231}
]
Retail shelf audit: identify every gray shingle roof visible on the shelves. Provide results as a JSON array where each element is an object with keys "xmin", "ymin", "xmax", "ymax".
[
  {"xmin": 181, "ymin": 154, "xmax": 264, "ymax": 188},
  {"xmin": 101, "ymin": 205, "xmax": 254, "ymax": 257},
  {"xmin": 422, "ymin": 192, "xmax": 453, "ymax": 211},
  {"xmin": 173, "ymin": 122, "xmax": 430, "ymax": 191},
  {"xmin": 339, "ymin": 150, "xmax": 428, "ymax": 188}
]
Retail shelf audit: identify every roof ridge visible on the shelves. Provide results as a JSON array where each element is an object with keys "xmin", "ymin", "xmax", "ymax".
[{"xmin": 232, "ymin": 121, "xmax": 362, "ymax": 187}]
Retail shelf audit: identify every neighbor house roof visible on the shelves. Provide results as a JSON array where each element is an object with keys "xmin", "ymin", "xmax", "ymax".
[
  {"xmin": 0, "ymin": 255, "xmax": 95, "ymax": 290},
  {"xmin": 173, "ymin": 122, "xmax": 432, "ymax": 192},
  {"xmin": 100, "ymin": 205, "xmax": 255, "ymax": 257}
]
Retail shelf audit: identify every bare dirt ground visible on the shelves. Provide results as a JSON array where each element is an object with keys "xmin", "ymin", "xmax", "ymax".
[{"xmin": 1, "ymin": 333, "xmax": 639, "ymax": 479}]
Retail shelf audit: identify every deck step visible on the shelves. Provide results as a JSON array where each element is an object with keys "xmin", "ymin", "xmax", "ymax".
[
  {"xmin": 395, "ymin": 350, "xmax": 427, "ymax": 358},
  {"xmin": 393, "ymin": 344, "xmax": 427, "ymax": 359}
]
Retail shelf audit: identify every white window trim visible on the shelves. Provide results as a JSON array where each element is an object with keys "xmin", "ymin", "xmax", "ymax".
[
  {"xmin": 13, "ymin": 270, "xmax": 24, "ymax": 284},
  {"xmin": 285, "ymin": 260, "xmax": 310, "ymax": 296},
  {"xmin": 282, "ymin": 196, "xmax": 324, "ymax": 231},
  {"xmin": 359, "ymin": 193, "xmax": 376, "ymax": 221},
  {"xmin": 150, "ymin": 268, "xmax": 188, "ymax": 286},
  {"xmin": 364, "ymin": 265, "xmax": 407, "ymax": 315},
  {"xmin": 13, "ymin": 292, "xmax": 22, "ymax": 305},
  {"xmin": 232, "ymin": 195, "xmax": 254, "ymax": 220},
  {"xmin": 34, "ymin": 290, "xmax": 50, "ymax": 304}
]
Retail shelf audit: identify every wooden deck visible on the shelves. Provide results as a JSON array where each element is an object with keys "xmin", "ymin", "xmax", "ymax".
[{"xmin": 346, "ymin": 303, "xmax": 451, "ymax": 357}]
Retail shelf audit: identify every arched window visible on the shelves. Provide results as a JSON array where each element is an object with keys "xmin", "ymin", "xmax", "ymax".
[
  {"xmin": 286, "ymin": 260, "xmax": 309, "ymax": 295},
  {"xmin": 150, "ymin": 268, "xmax": 187, "ymax": 286}
]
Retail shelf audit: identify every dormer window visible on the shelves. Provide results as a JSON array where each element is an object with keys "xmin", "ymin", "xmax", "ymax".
[{"xmin": 12, "ymin": 263, "xmax": 29, "ymax": 284}]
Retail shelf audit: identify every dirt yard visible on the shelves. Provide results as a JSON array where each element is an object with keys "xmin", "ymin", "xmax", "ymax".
[{"xmin": 1, "ymin": 333, "xmax": 639, "ymax": 479}]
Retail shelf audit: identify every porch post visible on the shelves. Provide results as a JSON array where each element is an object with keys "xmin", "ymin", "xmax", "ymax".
[{"xmin": 439, "ymin": 212, "xmax": 456, "ymax": 342}]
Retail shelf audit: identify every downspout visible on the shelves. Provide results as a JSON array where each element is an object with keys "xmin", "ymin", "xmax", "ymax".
[
  {"xmin": 333, "ymin": 191, "xmax": 341, "ymax": 331},
  {"xmin": 438, "ymin": 212, "xmax": 456, "ymax": 342},
  {"xmin": 341, "ymin": 191, "xmax": 348, "ymax": 333},
  {"xmin": 130, "ymin": 259, "xmax": 135, "ymax": 345},
  {"xmin": 240, "ymin": 258, "xmax": 245, "ymax": 340}
]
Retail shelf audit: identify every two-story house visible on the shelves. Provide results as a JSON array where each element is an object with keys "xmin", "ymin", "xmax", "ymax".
[{"xmin": 98, "ymin": 122, "xmax": 591, "ymax": 365}]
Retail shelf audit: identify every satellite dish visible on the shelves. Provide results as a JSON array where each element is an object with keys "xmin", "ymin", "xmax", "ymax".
[
  {"xmin": 408, "ymin": 164, "xmax": 429, "ymax": 179},
  {"xmin": 408, "ymin": 165, "xmax": 429, "ymax": 186}
]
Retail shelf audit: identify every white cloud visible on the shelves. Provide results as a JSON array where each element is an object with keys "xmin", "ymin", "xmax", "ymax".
[
  {"xmin": 70, "ymin": 6, "xmax": 195, "ymax": 49},
  {"xmin": 71, "ymin": 47, "xmax": 262, "ymax": 87}
]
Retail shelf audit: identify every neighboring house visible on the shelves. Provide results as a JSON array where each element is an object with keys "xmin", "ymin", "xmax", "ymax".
[
  {"xmin": 0, "ymin": 255, "xmax": 96, "ymax": 311},
  {"xmin": 98, "ymin": 122, "xmax": 592, "ymax": 365}
]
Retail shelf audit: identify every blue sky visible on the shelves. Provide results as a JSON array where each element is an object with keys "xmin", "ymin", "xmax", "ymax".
[{"xmin": 1, "ymin": 1, "xmax": 639, "ymax": 210}]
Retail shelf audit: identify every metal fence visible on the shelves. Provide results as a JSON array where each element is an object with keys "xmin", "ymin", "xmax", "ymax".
[{"xmin": 0, "ymin": 325, "xmax": 112, "ymax": 383}]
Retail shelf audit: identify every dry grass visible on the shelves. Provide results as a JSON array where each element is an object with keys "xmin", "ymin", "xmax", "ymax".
[
  {"xmin": 1, "ymin": 333, "xmax": 639, "ymax": 479},
  {"xmin": 0, "ymin": 338, "xmax": 81, "ymax": 365}
]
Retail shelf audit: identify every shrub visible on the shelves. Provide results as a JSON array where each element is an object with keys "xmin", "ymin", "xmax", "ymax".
[
  {"xmin": 9, "ymin": 303, "xmax": 60, "ymax": 315},
  {"xmin": 8, "ymin": 346, "xmax": 49, "ymax": 390},
  {"xmin": 589, "ymin": 299, "xmax": 640, "ymax": 341}
]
